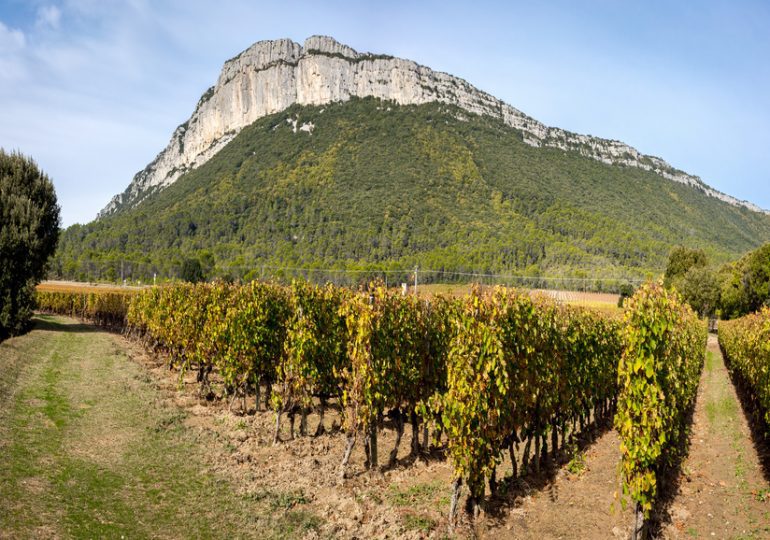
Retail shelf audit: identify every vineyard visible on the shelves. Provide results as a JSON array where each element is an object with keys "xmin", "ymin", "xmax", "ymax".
[
  {"xmin": 35, "ymin": 280, "xmax": 709, "ymax": 535},
  {"xmin": 36, "ymin": 288, "xmax": 131, "ymax": 329},
  {"xmin": 719, "ymin": 308, "xmax": 770, "ymax": 431}
]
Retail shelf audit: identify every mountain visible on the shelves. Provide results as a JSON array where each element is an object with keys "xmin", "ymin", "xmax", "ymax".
[
  {"xmin": 99, "ymin": 36, "xmax": 763, "ymax": 218},
  {"xmin": 56, "ymin": 36, "xmax": 770, "ymax": 286}
]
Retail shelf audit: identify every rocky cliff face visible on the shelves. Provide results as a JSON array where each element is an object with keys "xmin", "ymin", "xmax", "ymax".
[{"xmin": 99, "ymin": 35, "xmax": 764, "ymax": 217}]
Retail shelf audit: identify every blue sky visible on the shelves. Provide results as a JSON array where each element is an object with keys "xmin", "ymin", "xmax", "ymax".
[{"xmin": 1, "ymin": 0, "xmax": 768, "ymax": 227}]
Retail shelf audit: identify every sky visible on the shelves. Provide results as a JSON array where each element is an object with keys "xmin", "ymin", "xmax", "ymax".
[{"xmin": 1, "ymin": 0, "xmax": 769, "ymax": 227}]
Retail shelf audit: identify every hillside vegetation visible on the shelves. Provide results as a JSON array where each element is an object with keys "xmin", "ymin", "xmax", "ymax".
[
  {"xmin": 55, "ymin": 98, "xmax": 770, "ymax": 287},
  {"xmin": 662, "ymin": 243, "xmax": 770, "ymax": 319}
]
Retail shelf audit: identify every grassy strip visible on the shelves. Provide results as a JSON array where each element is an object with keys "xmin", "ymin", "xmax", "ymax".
[{"xmin": 0, "ymin": 315, "xmax": 323, "ymax": 539}]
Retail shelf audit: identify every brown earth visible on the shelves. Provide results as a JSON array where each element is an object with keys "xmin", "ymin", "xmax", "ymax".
[{"xmin": 655, "ymin": 336, "xmax": 770, "ymax": 539}]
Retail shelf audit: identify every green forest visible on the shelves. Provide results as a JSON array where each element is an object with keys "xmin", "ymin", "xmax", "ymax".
[{"xmin": 54, "ymin": 98, "xmax": 770, "ymax": 290}]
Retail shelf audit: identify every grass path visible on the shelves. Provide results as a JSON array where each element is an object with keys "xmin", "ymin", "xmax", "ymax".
[
  {"xmin": 0, "ymin": 315, "xmax": 321, "ymax": 539},
  {"xmin": 659, "ymin": 334, "xmax": 770, "ymax": 539}
]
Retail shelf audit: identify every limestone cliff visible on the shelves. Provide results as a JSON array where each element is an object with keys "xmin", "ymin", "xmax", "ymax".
[{"xmin": 99, "ymin": 35, "xmax": 764, "ymax": 217}]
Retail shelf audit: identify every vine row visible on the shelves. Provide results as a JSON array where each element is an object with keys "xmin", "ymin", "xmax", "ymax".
[
  {"xmin": 36, "ymin": 280, "xmax": 707, "ymax": 529},
  {"xmin": 615, "ymin": 282, "xmax": 706, "ymax": 537},
  {"xmin": 719, "ymin": 308, "xmax": 770, "ymax": 433}
]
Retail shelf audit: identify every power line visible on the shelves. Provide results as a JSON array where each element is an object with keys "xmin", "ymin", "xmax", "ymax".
[{"xmin": 69, "ymin": 258, "xmax": 649, "ymax": 285}]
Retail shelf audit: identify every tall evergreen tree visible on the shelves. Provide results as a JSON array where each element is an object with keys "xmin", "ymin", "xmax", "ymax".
[{"xmin": 0, "ymin": 150, "xmax": 60, "ymax": 338}]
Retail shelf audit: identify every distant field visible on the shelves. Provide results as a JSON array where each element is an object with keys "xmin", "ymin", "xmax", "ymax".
[
  {"xmin": 415, "ymin": 283, "xmax": 621, "ymax": 311},
  {"xmin": 38, "ymin": 281, "xmax": 143, "ymax": 293}
]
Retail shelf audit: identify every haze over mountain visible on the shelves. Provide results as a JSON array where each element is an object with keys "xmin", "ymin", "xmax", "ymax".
[{"xmin": 55, "ymin": 36, "xmax": 770, "ymax": 286}]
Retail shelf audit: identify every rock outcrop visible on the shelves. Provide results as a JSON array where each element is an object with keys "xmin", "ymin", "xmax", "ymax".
[{"xmin": 99, "ymin": 35, "xmax": 765, "ymax": 217}]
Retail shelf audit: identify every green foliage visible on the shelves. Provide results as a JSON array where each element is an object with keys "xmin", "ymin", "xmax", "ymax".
[
  {"xmin": 618, "ymin": 283, "xmax": 635, "ymax": 307},
  {"xmin": 442, "ymin": 289, "xmax": 511, "ymax": 499},
  {"xmin": 743, "ymin": 244, "xmax": 770, "ymax": 311},
  {"xmin": 680, "ymin": 266, "xmax": 721, "ymax": 317},
  {"xmin": 0, "ymin": 150, "xmax": 60, "ymax": 338},
  {"xmin": 664, "ymin": 247, "xmax": 707, "ymax": 287},
  {"xmin": 719, "ymin": 308, "xmax": 770, "ymax": 431},
  {"xmin": 339, "ymin": 285, "xmax": 450, "ymax": 434},
  {"xmin": 39, "ymin": 279, "xmax": 719, "ymax": 526},
  {"xmin": 180, "ymin": 258, "xmax": 205, "ymax": 283},
  {"xmin": 441, "ymin": 287, "xmax": 622, "ymax": 500},
  {"xmin": 663, "ymin": 246, "xmax": 720, "ymax": 317},
  {"xmin": 41, "ymin": 278, "xmax": 725, "ymax": 532},
  {"xmin": 273, "ymin": 281, "xmax": 350, "ymax": 410},
  {"xmin": 615, "ymin": 282, "xmax": 706, "ymax": 517},
  {"xmin": 36, "ymin": 290, "xmax": 132, "ymax": 329},
  {"xmin": 718, "ymin": 243, "xmax": 770, "ymax": 318},
  {"xmin": 54, "ymin": 99, "xmax": 770, "ymax": 286},
  {"xmin": 218, "ymin": 281, "xmax": 290, "ymax": 390}
]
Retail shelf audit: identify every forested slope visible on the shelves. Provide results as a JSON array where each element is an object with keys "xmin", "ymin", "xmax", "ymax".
[{"xmin": 55, "ymin": 98, "xmax": 770, "ymax": 285}]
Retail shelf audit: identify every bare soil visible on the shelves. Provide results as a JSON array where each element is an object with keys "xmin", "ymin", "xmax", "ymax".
[{"xmin": 656, "ymin": 336, "xmax": 770, "ymax": 539}]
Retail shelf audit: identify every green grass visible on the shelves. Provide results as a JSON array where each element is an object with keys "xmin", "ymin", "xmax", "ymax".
[
  {"xmin": 246, "ymin": 488, "xmax": 311, "ymax": 511},
  {"xmin": 386, "ymin": 480, "xmax": 444, "ymax": 534},
  {"xmin": 705, "ymin": 395, "xmax": 739, "ymax": 425},
  {"xmin": 0, "ymin": 315, "xmax": 323, "ymax": 538},
  {"xmin": 705, "ymin": 350, "xmax": 716, "ymax": 373},
  {"xmin": 402, "ymin": 512, "xmax": 437, "ymax": 532},
  {"xmin": 704, "ymin": 351, "xmax": 739, "ymax": 427},
  {"xmin": 387, "ymin": 480, "xmax": 444, "ymax": 507},
  {"xmin": 698, "ymin": 343, "xmax": 770, "ymax": 539},
  {"xmin": 702, "ymin": 348, "xmax": 748, "ymax": 491}
]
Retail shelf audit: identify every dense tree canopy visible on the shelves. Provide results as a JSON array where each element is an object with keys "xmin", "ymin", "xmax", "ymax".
[
  {"xmin": 180, "ymin": 257, "xmax": 206, "ymax": 283},
  {"xmin": 664, "ymin": 247, "xmax": 708, "ymax": 287},
  {"xmin": 679, "ymin": 266, "xmax": 721, "ymax": 318},
  {"xmin": 662, "ymin": 243, "xmax": 770, "ymax": 319},
  {"xmin": 663, "ymin": 247, "xmax": 717, "ymax": 316},
  {"xmin": 54, "ymin": 99, "xmax": 770, "ymax": 289},
  {"xmin": 0, "ymin": 150, "xmax": 60, "ymax": 338},
  {"xmin": 718, "ymin": 243, "xmax": 770, "ymax": 318}
]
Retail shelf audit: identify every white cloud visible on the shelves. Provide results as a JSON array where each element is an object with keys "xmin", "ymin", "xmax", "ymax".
[
  {"xmin": 0, "ymin": 20, "xmax": 26, "ymax": 49},
  {"xmin": 36, "ymin": 5, "xmax": 62, "ymax": 30},
  {"xmin": 0, "ymin": 21, "xmax": 27, "ymax": 82}
]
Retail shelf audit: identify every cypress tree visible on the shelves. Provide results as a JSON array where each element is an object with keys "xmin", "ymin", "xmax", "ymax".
[{"xmin": 0, "ymin": 150, "xmax": 60, "ymax": 339}]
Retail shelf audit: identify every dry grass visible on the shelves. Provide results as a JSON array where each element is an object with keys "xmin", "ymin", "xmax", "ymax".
[{"xmin": 37, "ymin": 281, "xmax": 143, "ymax": 294}]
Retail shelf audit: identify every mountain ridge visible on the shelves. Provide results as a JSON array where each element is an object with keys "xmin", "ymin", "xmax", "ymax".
[{"xmin": 98, "ymin": 35, "xmax": 766, "ymax": 218}]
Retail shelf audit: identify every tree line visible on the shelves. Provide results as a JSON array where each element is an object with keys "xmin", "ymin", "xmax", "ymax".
[{"xmin": 663, "ymin": 243, "xmax": 770, "ymax": 319}]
